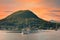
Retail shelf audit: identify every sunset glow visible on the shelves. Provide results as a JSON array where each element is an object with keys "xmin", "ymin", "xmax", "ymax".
[{"xmin": 0, "ymin": 0, "xmax": 60, "ymax": 22}]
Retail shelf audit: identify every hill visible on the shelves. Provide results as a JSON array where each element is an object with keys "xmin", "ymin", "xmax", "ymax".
[{"xmin": 0, "ymin": 10, "xmax": 60, "ymax": 30}]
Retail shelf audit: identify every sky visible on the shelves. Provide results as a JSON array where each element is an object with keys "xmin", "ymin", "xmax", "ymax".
[{"xmin": 0, "ymin": 0, "xmax": 60, "ymax": 22}]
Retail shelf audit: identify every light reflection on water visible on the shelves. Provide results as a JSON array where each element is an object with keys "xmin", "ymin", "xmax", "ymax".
[{"xmin": 0, "ymin": 30, "xmax": 60, "ymax": 40}]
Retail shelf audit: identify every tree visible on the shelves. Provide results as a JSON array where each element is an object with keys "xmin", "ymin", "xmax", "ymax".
[{"xmin": 50, "ymin": 20, "xmax": 58, "ymax": 31}]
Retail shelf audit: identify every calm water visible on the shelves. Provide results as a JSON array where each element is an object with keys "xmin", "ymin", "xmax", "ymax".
[{"xmin": 0, "ymin": 30, "xmax": 60, "ymax": 40}]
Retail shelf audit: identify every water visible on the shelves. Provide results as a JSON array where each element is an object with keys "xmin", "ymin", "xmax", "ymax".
[{"xmin": 0, "ymin": 30, "xmax": 60, "ymax": 40}]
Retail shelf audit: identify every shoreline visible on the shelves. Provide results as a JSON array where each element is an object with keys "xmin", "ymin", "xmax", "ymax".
[{"xmin": 0, "ymin": 30, "xmax": 58, "ymax": 33}]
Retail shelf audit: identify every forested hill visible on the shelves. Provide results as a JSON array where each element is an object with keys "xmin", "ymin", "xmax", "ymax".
[{"xmin": 0, "ymin": 10, "xmax": 60, "ymax": 30}]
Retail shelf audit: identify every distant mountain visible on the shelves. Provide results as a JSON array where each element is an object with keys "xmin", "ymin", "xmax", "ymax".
[{"xmin": 0, "ymin": 10, "xmax": 60, "ymax": 30}]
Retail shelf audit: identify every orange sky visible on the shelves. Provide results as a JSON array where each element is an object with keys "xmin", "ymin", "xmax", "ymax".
[{"xmin": 0, "ymin": 0, "xmax": 60, "ymax": 22}]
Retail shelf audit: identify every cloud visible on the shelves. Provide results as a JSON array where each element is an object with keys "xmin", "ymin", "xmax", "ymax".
[
  {"xmin": 48, "ymin": 13, "xmax": 60, "ymax": 17},
  {"xmin": 41, "ymin": 0, "xmax": 60, "ymax": 8},
  {"xmin": 0, "ymin": 0, "xmax": 22, "ymax": 7},
  {"xmin": 50, "ymin": 10, "xmax": 60, "ymax": 12},
  {"xmin": 0, "ymin": 0, "xmax": 13, "ymax": 4},
  {"xmin": 0, "ymin": 0, "xmax": 60, "ymax": 22}
]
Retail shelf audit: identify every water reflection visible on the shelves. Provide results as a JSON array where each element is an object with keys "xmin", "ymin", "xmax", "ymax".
[{"xmin": 0, "ymin": 30, "xmax": 60, "ymax": 40}]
